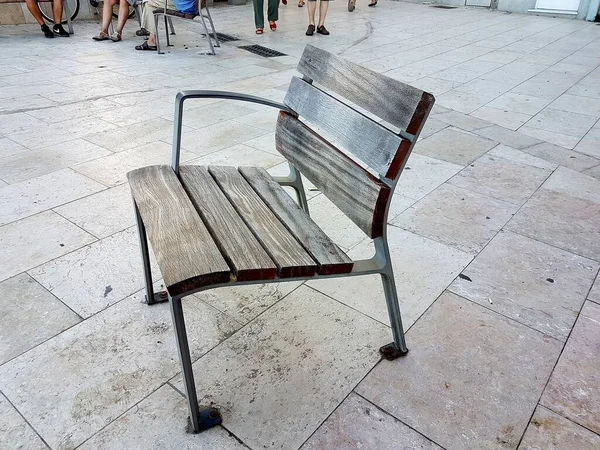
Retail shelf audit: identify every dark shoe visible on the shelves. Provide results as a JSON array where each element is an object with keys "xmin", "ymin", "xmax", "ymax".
[
  {"xmin": 41, "ymin": 24, "xmax": 54, "ymax": 38},
  {"xmin": 368, "ymin": 1, "xmax": 377, "ymax": 5},
  {"xmin": 53, "ymin": 24, "xmax": 70, "ymax": 37},
  {"xmin": 317, "ymin": 25, "xmax": 329, "ymax": 35},
  {"xmin": 306, "ymin": 24, "xmax": 315, "ymax": 36},
  {"xmin": 135, "ymin": 27, "xmax": 150, "ymax": 37},
  {"xmin": 135, "ymin": 41, "xmax": 157, "ymax": 51}
]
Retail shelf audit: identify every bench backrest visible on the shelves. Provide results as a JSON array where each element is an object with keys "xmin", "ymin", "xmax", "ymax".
[{"xmin": 277, "ymin": 45, "xmax": 434, "ymax": 239}]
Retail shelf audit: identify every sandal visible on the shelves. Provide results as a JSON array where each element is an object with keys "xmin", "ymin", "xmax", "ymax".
[
  {"xmin": 135, "ymin": 41, "xmax": 157, "ymax": 51},
  {"xmin": 110, "ymin": 32, "xmax": 122, "ymax": 42},
  {"xmin": 298, "ymin": 0, "xmax": 304, "ymax": 6},
  {"xmin": 92, "ymin": 31, "xmax": 109, "ymax": 41},
  {"xmin": 135, "ymin": 28, "xmax": 150, "ymax": 37},
  {"xmin": 348, "ymin": 0, "xmax": 355, "ymax": 11},
  {"xmin": 269, "ymin": 21, "xmax": 277, "ymax": 31},
  {"xmin": 256, "ymin": 28, "xmax": 264, "ymax": 34}
]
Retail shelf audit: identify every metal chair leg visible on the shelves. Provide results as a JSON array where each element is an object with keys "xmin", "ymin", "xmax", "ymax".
[
  {"xmin": 164, "ymin": 17, "xmax": 171, "ymax": 46},
  {"xmin": 379, "ymin": 269, "xmax": 409, "ymax": 360},
  {"xmin": 168, "ymin": 17, "xmax": 176, "ymax": 35},
  {"xmin": 134, "ymin": 3, "xmax": 143, "ymax": 27},
  {"xmin": 198, "ymin": 13, "xmax": 215, "ymax": 55},
  {"xmin": 64, "ymin": 1, "xmax": 74, "ymax": 34},
  {"xmin": 154, "ymin": 14, "xmax": 164, "ymax": 54},
  {"xmin": 169, "ymin": 295, "xmax": 222, "ymax": 433},
  {"xmin": 204, "ymin": 7, "xmax": 220, "ymax": 47},
  {"xmin": 289, "ymin": 164, "xmax": 309, "ymax": 215}
]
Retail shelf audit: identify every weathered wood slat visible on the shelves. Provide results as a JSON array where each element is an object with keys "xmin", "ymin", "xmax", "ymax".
[
  {"xmin": 239, "ymin": 166, "xmax": 354, "ymax": 275},
  {"xmin": 275, "ymin": 112, "xmax": 390, "ymax": 238},
  {"xmin": 127, "ymin": 165, "xmax": 231, "ymax": 296},
  {"xmin": 284, "ymin": 77, "xmax": 406, "ymax": 178},
  {"xmin": 208, "ymin": 166, "xmax": 318, "ymax": 278},
  {"xmin": 297, "ymin": 45, "xmax": 434, "ymax": 137},
  {"xmin": 179, "ymin": 165, "xmax": 278, "ymax": 282}
]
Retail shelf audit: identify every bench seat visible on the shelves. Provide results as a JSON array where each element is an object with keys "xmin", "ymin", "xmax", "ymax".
[{"xmin": 128, "ymin": 164, "xmax": 353, "ymax": 297}]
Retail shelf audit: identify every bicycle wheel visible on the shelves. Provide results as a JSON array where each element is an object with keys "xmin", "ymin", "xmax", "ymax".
[
  {"xmin": 38, "ymin": 0, "xmax": 80, "ymax": 24},
  {"xmin": 112, "ymin": 4, "xmax": 136, "ymax": 19}
]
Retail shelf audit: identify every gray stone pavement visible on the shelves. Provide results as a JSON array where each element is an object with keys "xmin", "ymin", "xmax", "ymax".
[{"xmin": 1, "ymin": 2, "xmax": 600, "ymax": 449}]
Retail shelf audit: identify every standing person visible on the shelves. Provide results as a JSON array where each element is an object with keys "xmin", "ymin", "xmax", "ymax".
[
  {"xmin": 253, "ymin": 0, "xmax": 278, "ymax": 34},
  {"xmin": 135, "ymin": 0, "xmax": 196, "ymax": 50},
  {"xmin": 305, "ymin": 0, "xmax": 329, "ymax": 36},
  {"xmin": 25, "ymin": 0, "xmax": 70, "ymax": 37},
  {"xmin": 93, "ymin": 0, "xmax": 132, "ymax": 42},
  {"xmin": 348, "ymin": 0, "xmax": 377, "ymax": 10}
]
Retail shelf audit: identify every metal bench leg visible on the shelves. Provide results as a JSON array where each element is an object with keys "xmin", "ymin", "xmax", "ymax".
[
  {"xmin": 164, "ymin": 17, "xmax": 172, "ymax": 46},
  {"xmin": 379, "ymin": 266, "xmax": 409, "ymax": 360},
  {"xmin": 170, "ymin": 295, "xmax": 222, "ymax": 433},
  {"xmin": 204, "ymin": 7, "xmax": 220, "ymax": 47},
  {"xmin": 134, "ymin": 3, "xmax": 143, "ymax": 27},
  {"xmin": 168, "ymin": 17, "xmax": 176, "ymax": 35},
  {"xmin": 135, "ymin": 204, "xmax": 168, "ymax": 305},
  {"xmin": 64, "ymin": 2, "xmax": 74, "ymax": 34},
  {"xmin": 154, "ymin": 14, "xmax": 164, "ymax": 54},
  {"xmin": 198, "ymin": 13, "xmax": 215, "ymax": 55},
  {"xmin": 290, "ymin": 164, "xmax": 309, "ymax": 215}
]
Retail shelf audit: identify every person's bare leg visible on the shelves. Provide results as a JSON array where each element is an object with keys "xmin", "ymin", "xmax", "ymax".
[
  {"xmin": 24, "ymin": 0, "xmax": 45, "ymax": 25},
  {"xmin": 318, "ymin": 0, "xmax": 328, "ymax": 26},
  {"xmin": 116, "ymin": 0, "xmax": 130, "ymax": 33},
  {"xmin": 100, "ymin": 0, "xmax": 117, "ymax": 33},
  {"xmin": 307, "ymin": 1, "xmax": 316, "ymax": 25},
  {"xmin": 52, "ymin": 0, "xmax": 64, "ymax": 24}
]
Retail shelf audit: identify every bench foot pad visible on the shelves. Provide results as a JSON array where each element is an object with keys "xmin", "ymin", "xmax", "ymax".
[
  {"xmin": 147, "ymin": 291, "xmax": 169, "ymax": 305},
  {"xmin": 379, "ymin": 342, "xmax": 409, "ymax": 360},
  {"xmin": 187, "ymin": 407, "xmax": 223, "ymax": 433}
]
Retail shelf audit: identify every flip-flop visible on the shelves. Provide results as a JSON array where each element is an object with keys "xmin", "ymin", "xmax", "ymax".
[
  {"xmin": 269, "ymin": 21, "xmax": 277, "ymax": 31},
  {"xmin": 256, "ymin": 28, "xmax": 264, "ymax": 34},
  {"xmin": 135, "ymin": 41, "xmax": 157, "ymax": 51}
]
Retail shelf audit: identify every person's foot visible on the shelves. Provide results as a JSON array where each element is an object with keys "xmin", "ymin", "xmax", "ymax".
[
  {"xmin": 53, "ymin": 24, "xmax": 70, "ymax": 37},
  {"xmin": 306, "ymin": 24, "xmax": 315, "ymax": 36},
  {"xmin": 135, "ymin": 28, "xmax": 150, "ymax": 37},
  {"xmin": 368, "ymin": 1, "xmax": 377, "ymax": 5},
  {"xmin": 269, "ymin": 21, "xmax": 277, "ymax": 31},
  {"xmin": 110, "ymin": 31, "xmax": 122, "ymax": 42},
  {"xmin": 256, "ymin": 28, "xmax": 264, "ymax": 34},
  {"xmin": 92, "ymin": 31, "xmax": 110, "ymax": 41},
  {"xmin": 41, "ymin": 24, "xmax": 54, "ymax": 38},
  {"xmin": 135, "ymin": 41, "xmax": 157, "ymax": 50},
  {"xmin": 317, "ymin": 25, "xmax": 329, "ymax": 35},
  {"xmin": 282, "ymin": 0, "xmax": 287, "ymax": 4},
  {"xmin": 298, "ymin": 0, "xmax": 304, "ymax": 5}
]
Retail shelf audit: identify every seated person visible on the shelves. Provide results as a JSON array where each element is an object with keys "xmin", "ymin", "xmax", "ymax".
[
  {"xmin": 135, "ymin": 0, "xmax": 197, "ymax": 50},
  {"xmin": 92, "ymin": 0, "xmax": 132, "ymax": 42},
  {"xmin": 25, "ymin": 0, "xmax": 70, "ymax": 38}
]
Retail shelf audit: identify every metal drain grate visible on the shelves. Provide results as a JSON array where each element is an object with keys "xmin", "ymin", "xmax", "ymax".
[
  {"xmin": 239, "ymin": 45, "xmax": 287, "ymax": 58},
  {"xmin": 431, "ymin": 5, "xmax": 457, "ymax": 8},
  {"xmin": 202, "ymin": 32, "xmax": 239, "ymax": 42}
]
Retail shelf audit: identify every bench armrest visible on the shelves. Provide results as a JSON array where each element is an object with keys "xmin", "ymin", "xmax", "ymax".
[{"xmin": 172, "ymin": 90, "xmax": 297, "ymax": 173}]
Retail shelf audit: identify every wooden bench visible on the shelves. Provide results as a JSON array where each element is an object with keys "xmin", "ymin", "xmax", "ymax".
[
  {"xmin": 152, "ymin": 0, "xmax": 219, "ymax": 55},
  {"xmin": 128, "ymin": 44, "xmax": 435, "ymax": 434},
  {"xmin": 0, "ymin": 0, "xmax": 74, "ymax": 34}
]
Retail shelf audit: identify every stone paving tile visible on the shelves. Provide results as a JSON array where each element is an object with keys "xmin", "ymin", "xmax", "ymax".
[
  {"xmin": 518, "ymin": 126, "xmax": 582, "ymax": 150},
  {"xmin": 417, "ymin": 117, "xmax": 449, "ymax": 140},
  {"xmin": 356, "ymin": 292, "xmax": 562, "ymax": 450},
  {"xmin": 195, "ymin": 282, "xmax": 303, "ymax": 325},
  {"xmin": 25, "ymin": 98, "xmax": 119, "ymax": 124},
  {"xmin": 574, "ymin": 127, "xmax": 600, "ymax": 159},
  {"xmin": 540, "ymin": 301, "xmax": 600, "ymax": 435},
  {"xmin": 0, "ymin": 289, "xmax": 239, "ymax": 450},
  {"xmin": 393, "ymin": 183, "xmax": 517, "ymax": 255},
  {"xmin": 72, "ymin": 141, "xmax": 199, "ymax": 187},
  {"xmin": 0, "ymin": 139, "xmax": 112, "ymax": 184},
  {"xmin": 486, "ymin": 92, "xmax": 552, "ymax": 116},
  {"xmin": 473, "ymin": 124, "xmax": 542, "ymax": 149},
  {"xmin": 430, "ymin": 110, "xmax": 490, "ymax": 132},
  {"xmin": 471, "ymin": 106, "xmax": 532, "ymax": 131},
  {"xmin": 179, "ymin": 119, "xmax": 266, "ymax": 157},
  {"xmin": 542, "ymin": 166, "xmax": 600, "ymax": 205},
  {"xmin": 301, "ymin": 393, "xmax": 443, "ymax": 450},
  {"xmin": 488, "ymin": 144, "xmax": 558, "ymax": 170},
  {"xmin": 0, "ymin": 137, "xmax": 28, "ymax": 160},
  {"xmin": 29, "ymin": 227, "xmax": 158, "ymax": 319},
  {"xmin": 518, "ymin": 405, "xmax": 600, "ymax": 450},
  {"xmin": 54, "ymin": 184, "xmax": 135, "ymax": 239},
  {"xmin": 449, "ymin": 153, "xmax": 552, "ymax": 206},
  {"xmin": 0, "ymin": 273, "xmax": 80, "ymax": 365},
  {"xmin": 520, "ymin": 142, "xmax": 600, "ymax": 172},
  {"xmin": 0, "ymin": 111, "xmax": 46, "ymax": 135},
  {"xmin": 0, "ymin": 169, "xmax": 106, "ymax": 226},
  {"xmin": 78, "ymin": 385, "xmax": 246, "ymax": 450},
  {"xmin": 549, "ymin": 93, "xmax": 600, "ymax": 118},
  {"xmin": 187, "ymin": 143, "xmax": 285, "ymax": 168},
  {"xmin": 450, "ymin": 230, "xmax": 599, "ymax": 340},
  {"xmin": 589, "ymin": 275, "xmax": 600, "ymax": 305},
  {"xmin": 308, "ymin": 227, "xmax": 472, "ymax": 327},
  {"xmin": 414, "ymin": 127, "xmax": 497, "ymax": 166},
  {"xmin": 0, "ymin": 393, "xmax": 48, "ymax": 450},
  {"xmin": 511, "ymin": 71, "xmax": 583, "ymax": 100},
  {"xmin": 0, "ymin": 211, "xmax": 95, "ymax": 283},
  {"xmin": 523, "ymin": 108, "xmax": 598, "ymax": 139},
  {"xmin": 172, "ymin": 286, "xmax": 389, "ymax": 450}
]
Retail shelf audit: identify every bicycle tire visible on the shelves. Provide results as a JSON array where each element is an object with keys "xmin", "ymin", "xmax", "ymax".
[
  {"xmin": 112, "ymin": 5, "xmax": 136, "ymax": 19},
  {"xmin": 38, "ymin": 0, "xmax": 80, "ymax": 24}
]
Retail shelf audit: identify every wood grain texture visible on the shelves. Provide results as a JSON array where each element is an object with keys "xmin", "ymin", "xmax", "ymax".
[
  {"xmin": 284, "ymin": 77, "xmax": 406, "ymax": 178},
  {"xmin": 275, "ymin": 112, "xmax": 391, "ymax": 238},
  {"xmin": 127, "ymin": 165, "xmax": 231, "ymax": 296},
  {"xmin": 297, "ymin": 45, "xmax": 433, "ymax": 135},
  {"xmin": 180, "ymin": 165, "xmax": 277, "ymax": 282},
  {"xmin": 208, "ymin": 166, "xmax": 317, "ymax": 278},
  {"xmin": 240, "ymin": 166, "xmax": 354, "ymax": 275}
]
